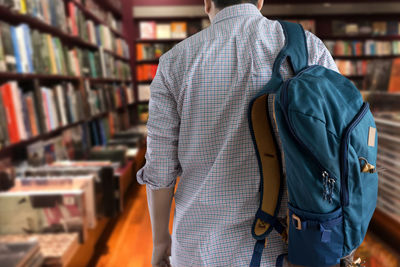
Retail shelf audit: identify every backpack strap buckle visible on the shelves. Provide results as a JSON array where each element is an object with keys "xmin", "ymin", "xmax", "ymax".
[{"xmin": 292, "ymin": 214, "xmax": 302, "ymax": 230}]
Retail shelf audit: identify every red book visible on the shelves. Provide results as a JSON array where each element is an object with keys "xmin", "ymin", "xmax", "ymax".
[
  {"xmin": 25, "ymin": 96, "xmax": 39, "ymax": 136},
  {"xmin": 388, "ymin": 58, "xmax": 400, "ymax": 92},
  {"xmin": 68, "ymin": 3, "xmax": 78, "ymax": 36},
  {"xmin": 0, "ymin": 82, "xmax": 20, "ymax": 143}
]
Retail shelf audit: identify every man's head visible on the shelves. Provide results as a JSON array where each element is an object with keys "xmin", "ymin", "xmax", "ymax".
[{"xmin": 204, "ymin": 0, "xmax": 264, "ymax": 21}]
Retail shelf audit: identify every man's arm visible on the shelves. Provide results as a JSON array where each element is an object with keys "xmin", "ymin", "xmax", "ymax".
[
  {"xmin": 137, "ymin": 56, "xmax": 181, "ymax": 267},
  {"xmin": 147, "ymin": 186, "xmax": 174, "ymax": 267}
]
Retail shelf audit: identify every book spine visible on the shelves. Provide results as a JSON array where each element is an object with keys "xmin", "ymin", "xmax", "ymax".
[
  {"xmin": 33, "ymin": 79, "xmax": 47, "ymax": 133},
  {"xmin": 10, "ymin": 26, "xmax": 23, "ymax": 73},
  {"xmin": 1, "ymin": 82, "xmax": 20, "ymax": 143},
  {"xmin": 25, "ymin": 94, "xmax": 39, "ymax": 136},
  {"xmin": 10, "ymin": 82, "xmax": 27, "ymax": 140},
  {"xmin": 46, "ymin": 35, "xmax": 57, "ymax": 74},
  {"xmin": 41, "ymin": 88, "xmax": 52, "ymax": 131},
  {"xmin": 15, "ymin": 25, "xmax": 29, "ymax": 73},
  {"xmin": 0, "ymin": 90, "xmax": 10, "ymax": 146},
  {"xmin": 22, "ymin": 24, "xmax": 34, "ymax": 73}
]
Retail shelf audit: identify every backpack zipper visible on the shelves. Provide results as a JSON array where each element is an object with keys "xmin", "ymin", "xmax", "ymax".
[
  {"xmin": 280, "ymin": 65, "xmax": 337, "ymax": 201},
  {"xmin": 340, "ymin": 102, "xmax": 369, "ymax": 207}
]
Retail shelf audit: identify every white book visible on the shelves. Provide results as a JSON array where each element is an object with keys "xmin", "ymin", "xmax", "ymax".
[
  {"xmin": 15, "ymin": 25, "xmax": 29, "ymax": 73},
  {"xmin": 156, "ymin": 24, "xmax": 171, "ymax": 39},
  {"xmin": 55, "ymin": 85, "xmax": 68, "ymax": 126},
  {"xmin": 138, "ymin": 84, "xmax": 150, "ymax": 101}
]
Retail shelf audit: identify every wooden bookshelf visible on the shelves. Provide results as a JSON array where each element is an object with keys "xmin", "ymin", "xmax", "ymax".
[
  {"xmin": 69, "ymin": 0, "xmax": 125, "ymax": 38},
  {"xmin": 136, "ymin": 38, "xmax": 185, "ymax": 43},
  {"xmin": 136, "ymin": 59, "xmax": 160, "ymax": 64},
  {"xmin": 104, "ymin": 49, "xmax": 130, "ymax": 62},
  {"xmin": 96, "ymin": 0, "xmax": 123, "ymax": 19},
  {"xmin": 333, "ymin": 55, "xmax": 399, "ymax": 59},
  {"xmin": 0, "ymin": 73, "xmax": 131, "ymax": 83},
  {"xmin": 320, "ymin": 35, "xmax": 400, "ymax": 40},
  {"xmin": 0, "ymin": 5, "xmax": 99, "ymax": 50},
  {"xmin": 0, "ymin": 5, "xmax": 128, "ymax": 65}
]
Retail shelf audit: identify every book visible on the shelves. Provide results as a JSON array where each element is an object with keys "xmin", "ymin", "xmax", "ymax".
[
  {"xmin": 138, "ymin": 84, "xmax": 150, "ymax": 101},
  {"xmin": 0, "ymin": 22, "xmax": 17, "ymax": 72},
  {"xmin": 171, "ymin": 22, "xmax": 187, "ymax": 39},
  {"xmin": 365, "ymin": 59, "xmax": 392, "ymax": 91},
  {"xmin": 0, "ymin": 82, "xmax": 21, "ymax": 143},
  {"xmin": 139, "ymin": 21, "xmax": 156, "ymax": 39},
  {"xmin": 10, "ymin": 26, "xmax": 23, "ymax": 73},
  {"xmin": 156, "ymin": 24, "xmax": 172, "ymax": 39},
  {"xmin": 0, "ymin": 92, "xmax": 10, "ymax": 148},
  {"xmin": 388, "ymin": 58, "xmax": 400, "ymax": 93},
  {"xmin": 372, "ymin": 21, "xmax": 387, "ymax": 35},
  {"xmin": 0, "ymin": 233, "xmax": 78, "ymax": 267},
  {"xmin": 24, "ymin": 92, "xmax": 40, "ymax": 137}
]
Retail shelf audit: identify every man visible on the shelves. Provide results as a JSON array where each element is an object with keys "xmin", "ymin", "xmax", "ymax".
[{"xmin": 137, "ymin": 0, "xmax": 338, "ymax": 266}]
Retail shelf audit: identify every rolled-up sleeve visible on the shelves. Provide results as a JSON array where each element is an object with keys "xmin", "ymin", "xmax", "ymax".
[{"xmin": 136, "ymin": 56, "xmax": 181, "ymax": 189}]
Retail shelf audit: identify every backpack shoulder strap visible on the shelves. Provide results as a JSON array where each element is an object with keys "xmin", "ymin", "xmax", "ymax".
[{"xmin": 272, "ymin": 21, "xmax": 308, "ymax": 80}]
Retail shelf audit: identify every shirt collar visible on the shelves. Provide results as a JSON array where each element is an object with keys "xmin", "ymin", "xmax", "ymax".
[{"xmin": 212, "ymin": 3, "xmax": 262, "ymax": 25}]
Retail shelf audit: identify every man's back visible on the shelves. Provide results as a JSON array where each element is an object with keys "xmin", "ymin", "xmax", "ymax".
[{"xmin": 137, "ymin": 3, "xmax": 338, "ymax": 266}]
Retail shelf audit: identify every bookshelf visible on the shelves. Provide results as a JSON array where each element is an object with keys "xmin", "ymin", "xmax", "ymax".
[
  {"xmin": 0, "ymin": 0, "xmax": 135, "ymax": 158},
  {"xmin": 131, "ymin": 17, "xmax": 209, "ymax": 121}
]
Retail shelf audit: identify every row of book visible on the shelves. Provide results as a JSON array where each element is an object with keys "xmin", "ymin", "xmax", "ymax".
[
  {"xmin": 136, "ymin": 43, "xmax": 174, "ymax": 61},
  {"xmin": 361, "ymin": 59, "xmax": 400, "ymax": 92},
  {"xmin": 332, "ymin": 20, "xmax": 400, "ymax": 36},
  {"xmin": 0, "ymin": 80, "xmax": 135, "ymax": 148},
  {"xmin": 136, "ymin": 64, "xmax": 158, "ymax": 82},
  {"xmin": 0, "ymin": 81, "xmax": 86, "ymax": 146},
  {"xmin": 86, "ymin": 84, "xmax": 135, "ymax": 117},
  {"xmin": 335, "ymin": 60, "xmax": 368, "ymax": 76},
  {"xmin": 69, "ymin": 3, "xmax": 129, "ymax": 58},
  {"xmin": 80, "ymin": 0, "xmax": 123, "ymax": 33},
  {"xmin": 0, "ymin": 22, "xmax": 131, "ymax": 80},
  {"xmin": 0, "ymin": 0, "xmax": 68, "ymax": 32},
  {"xmin": 324, "ymin": 40, "xmax": 400, "ymax": 56},
  {"xmin": 0, "ymin": 0, "xmax": 127, "ymax": 56},
  {"xmin": 139, "ymin": 20, "xmax": 211, "ymax": 40}
]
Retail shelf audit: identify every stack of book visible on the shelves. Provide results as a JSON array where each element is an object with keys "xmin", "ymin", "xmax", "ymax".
[
  {"xmin": 17, "ymin": 163, "xmax": 117, "ymax": 218},
  {"xmin": 0, "ymin": 238, "xmax": 43, "ymax": 267},
  {"xmin": 0, "ymin": 180, "xmax": 89, "ymax": 242},
  {"xmin": 375, "ymin": 114, "xmax": 400, "ymax": 224},
  {"xmin": 0, "ymin": 233, "xmax": 79, "ymax": 267}
]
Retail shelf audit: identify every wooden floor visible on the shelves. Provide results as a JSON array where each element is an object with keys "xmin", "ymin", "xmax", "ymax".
[
  {"xmin": 94, "ymin": 184, "xmax": 399, "ymax": 267},
  {"xmin": 95, "ymin": 184, "xmax": 174, "ymax": 267}
]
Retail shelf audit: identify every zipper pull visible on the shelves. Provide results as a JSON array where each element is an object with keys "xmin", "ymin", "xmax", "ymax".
[{"xmin": 322, "ymin": 171, "xmax": 335, "ymax": 203}]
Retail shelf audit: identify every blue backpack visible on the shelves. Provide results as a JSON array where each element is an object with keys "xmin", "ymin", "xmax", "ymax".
[{"xmin": 248, "ymin": 21, "xmax": 379, "ymax": 267}]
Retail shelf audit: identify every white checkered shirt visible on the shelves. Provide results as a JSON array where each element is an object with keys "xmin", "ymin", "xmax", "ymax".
[{"xmin": 137, "ymin": 4, "xmax": 338, "ymax": 266}]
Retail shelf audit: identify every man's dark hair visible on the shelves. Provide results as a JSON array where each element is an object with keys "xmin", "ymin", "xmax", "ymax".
[{"xmin": 212, "ymin": 0, "xmax": 258, "ymax": 9}]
